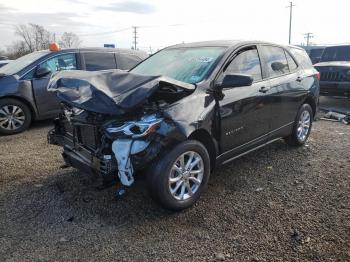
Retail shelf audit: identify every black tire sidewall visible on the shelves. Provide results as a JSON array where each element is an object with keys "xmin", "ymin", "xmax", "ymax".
[
  {"xmin": 0, "ymin": 98, "xmax": 32, "ymax": 135},
  {"xmin": 148, "ymin": 140, "xmax": 211, "ymax": 211}
]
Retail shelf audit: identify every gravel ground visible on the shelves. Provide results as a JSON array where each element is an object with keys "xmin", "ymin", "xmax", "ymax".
[{"xmin": 0, "ymin": 120, "xmax": 349, "ymax": 261}]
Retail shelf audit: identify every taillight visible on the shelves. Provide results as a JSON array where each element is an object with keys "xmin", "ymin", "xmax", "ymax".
[{"xmin": 316, "ymin": 72, "xmax": 320, "ymax": 81}]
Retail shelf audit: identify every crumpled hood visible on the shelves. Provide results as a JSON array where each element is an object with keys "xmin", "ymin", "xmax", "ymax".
[{"xmin": 48, "ymin": 69, "xmax": 195, "ymax": 115}]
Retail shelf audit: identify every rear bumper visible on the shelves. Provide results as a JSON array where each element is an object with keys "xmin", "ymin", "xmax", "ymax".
[{"xmin": 319, "ymin": 81, "xmax": 350, "ymax": 97}]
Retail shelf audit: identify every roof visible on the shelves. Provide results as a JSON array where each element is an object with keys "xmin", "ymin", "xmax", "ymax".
[
  {"xmin": 59, "ymin": 47, "xmax": 148, "ymax": 56},
  {"xmin": 165, "ymin": 40, "xmax": 291, "ymax": 49}
]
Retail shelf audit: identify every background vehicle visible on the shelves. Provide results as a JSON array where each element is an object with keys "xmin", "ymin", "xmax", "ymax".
[
  {"xmin": 314, "ymin": 45, "xmax": 350, "ymax": 98},
  {"xmin": 49, "ymin": 40, "xmax": 319, "ymax": 210},
  {"xmin": 308, "ymin": 47, "xmax": 325, "ymax": 64},
  {"xmin": 0, "ymin": 46, "xmax": 148, "ymax": 135},
  {"xmin": 0, "ymin": 60, "xmax": 12, "ymax": 68}
]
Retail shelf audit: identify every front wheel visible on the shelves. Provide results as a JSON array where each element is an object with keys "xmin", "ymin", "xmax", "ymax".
[
  {"xmin": 147, "ymin": 140, "xmax": 211, "ymax": 211},
  {"xmin": 0, "ymin": 98, "xmax": 32, "ymax": 135},
  {"xmin": 285, "ymin": 103, "xmax": 313, "ymax": 146}
]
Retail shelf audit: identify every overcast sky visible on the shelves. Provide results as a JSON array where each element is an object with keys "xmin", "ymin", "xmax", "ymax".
[{"xmin": 0, "ymin": 0, "xmax": 349, "ymax": 51}]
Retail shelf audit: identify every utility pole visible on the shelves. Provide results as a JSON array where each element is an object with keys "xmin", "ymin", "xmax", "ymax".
[
  {"xmin": 132, "ymin": 26, "xmax": 138, "ymax": 50},
  {"xmin": 304, "ymin": 32, "xmax": 314, "ymax": 46},
  {"xmin": 287, "ymin": 2, "xmax": 295, "ymax": 44}
]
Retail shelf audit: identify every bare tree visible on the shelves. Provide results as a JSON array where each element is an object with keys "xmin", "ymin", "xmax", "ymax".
[
  {"xmin": 8, "ymin": 23, "xmax": 82, "ymax": 59},
  {"xmin": 6, "ymin": 41, "xmax": 30, "ymax": 59},
  {"xmin": 15, "ymin": 23, "xmax": 54, "ymax": 52},
  {"xmin": 59, "ymin": 32, "xmax": 82, "ymax": 48}
]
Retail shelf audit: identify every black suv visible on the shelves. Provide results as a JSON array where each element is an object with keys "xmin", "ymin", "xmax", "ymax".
[
  {"xmin": 48, "ymin": 41, "xmax": 319, "ymax": 210},
  {"xmin": 0, "ymin": 47, "xmax": 148, "ymax": 134},
  {"xmin": 314, "ymin": 45, "xmax": 350, "ymax": 98}
]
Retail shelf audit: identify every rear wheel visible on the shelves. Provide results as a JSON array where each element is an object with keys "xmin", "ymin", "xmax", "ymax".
[
  {"xmin": 0, "ymin": 98, "xmax": 32, "ymax": 135},
  {"xmin": 285, "ymin": 104, "xmax": 313, "ymax": 146},
  {"xmin": 147, "ymin": 140, "xmax": 210, "ymax": 211}
]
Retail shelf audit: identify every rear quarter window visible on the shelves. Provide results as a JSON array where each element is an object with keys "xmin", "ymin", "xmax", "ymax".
[
  {"xmin": 83, "ymin": 52, "xmax": 117, "ymax": 71},
  {"xmin": 289, "ymin": 48, "xmax": 312, "ymax": 69}
]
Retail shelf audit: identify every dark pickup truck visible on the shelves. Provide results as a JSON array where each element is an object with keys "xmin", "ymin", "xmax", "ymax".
[
  {"xmin": 0, "ymin": 47, "xmax": 148, "ymax": 134},
  {"xmin": 314, "ymin": 45, "xmax": 350, "ymax": 98}
]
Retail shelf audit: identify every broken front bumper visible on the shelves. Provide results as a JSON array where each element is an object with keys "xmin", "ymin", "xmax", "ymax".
[{"xmin": 48, "ymin": 128, "xmax": 117, "ymax": 178}]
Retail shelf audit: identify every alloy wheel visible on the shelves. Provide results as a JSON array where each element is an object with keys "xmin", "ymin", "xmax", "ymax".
[
  {"xmin": 297, "ymin": 110, "xmax": 311, "ymax": 142},
  {"xmin": 0, "ymin": 105, "xmax": 26, "ymax": 131},
  {"xmin": 168, "ymin": 151, "xmax": 204, "ymax": 201}
]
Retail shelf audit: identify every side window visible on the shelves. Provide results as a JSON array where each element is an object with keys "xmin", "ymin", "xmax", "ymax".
[
  {"xmin": 39, "ymin": 53, "xmax": 77, "ymax": 74},
  {"xmin": 285, "ymin": 50, "xmax": 297, "ymax": 71},
  {"xmin": 117, "ymin": 54, "xmax": 142, "ymax": 70},
  {"xmin": 260, "ymin": 46, "xmax": 289, "ymax": 77},
  {"xmin": 225, "ymin": 48, "xmax": 262, "ymax": 81},
  {"xmin": 84, "ymin": 52, "xmax": 116, "ymax": 71},
  {"xmin": 289, "ymin": 48, "xmax": 313, "ymax": 69}
]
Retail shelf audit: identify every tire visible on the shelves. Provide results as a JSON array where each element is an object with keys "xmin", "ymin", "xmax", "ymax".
[
  {"xmin": 147, "ymin": 140, "xmax": 211, "ymax": 211},
  {"xmin": 285, "ymin": 103, "xmax": 313, "ymax": 146},
  {"xmin": 0, "ymin": 98, "xmax": 32, "ymax": 135}
]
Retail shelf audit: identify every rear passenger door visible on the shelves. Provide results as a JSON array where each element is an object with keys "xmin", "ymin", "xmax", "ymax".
[
  {"xmin": 82, "ymin": 52, "xmax": 117, "ymax": 71},
  {"xmin": 258, "ymin": 45, "xmax": 305, "ymax": 136}
]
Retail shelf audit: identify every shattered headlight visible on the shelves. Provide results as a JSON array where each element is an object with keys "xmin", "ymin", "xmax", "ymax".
[
  {"xmin": 106, "ymin": 114, "xmax": 163, "ymax": 138},
  {"xmin": 63, "ymin": 106, "xmax": 84, "ymax": 121}
]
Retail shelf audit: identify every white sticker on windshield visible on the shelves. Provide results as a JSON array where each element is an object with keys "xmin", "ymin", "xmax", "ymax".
[
  {"xmin": 190, "ymin": 76, "xmax": 201, "ymax": 82},
  {"xmin": 189, "ymin": 57, "xmax": 214, "ymax": 63}
]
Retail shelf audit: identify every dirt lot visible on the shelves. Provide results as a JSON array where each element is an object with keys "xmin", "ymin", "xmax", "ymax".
[{"xmin": 0, "ymin": 120, "xmax": 349, "ymax": 261}]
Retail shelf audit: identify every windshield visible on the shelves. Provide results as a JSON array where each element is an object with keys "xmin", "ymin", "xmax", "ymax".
[
  {"xmin": 0, "ymin": 51, "xmax": 49, "ymax": 75},
  {"xmin": 130, "ymin": 47, "xmax": 226, "ymax": 84},
  {"xmin": 320, "ymin": 46, "xmax": 350, "ymax": 62}
]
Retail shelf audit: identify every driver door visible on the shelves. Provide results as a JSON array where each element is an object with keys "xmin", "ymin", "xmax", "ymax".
[
  {"xmin": 32, "ymin": 53, "xmax": 77, "ymax": 118},
  {"xmin": 218, "ymin": 46, "xmax": 271, "ymax": 157}
]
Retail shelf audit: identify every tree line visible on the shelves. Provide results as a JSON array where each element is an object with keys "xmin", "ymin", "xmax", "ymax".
[{"xmin": 0, "ymin": 23, "xmax": 82, "ymax": 59}]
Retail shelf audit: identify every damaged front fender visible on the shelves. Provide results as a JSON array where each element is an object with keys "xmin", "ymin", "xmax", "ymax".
[{"xmin": 106, "ymin": 115, "xmax": 187, "ymax": 187}]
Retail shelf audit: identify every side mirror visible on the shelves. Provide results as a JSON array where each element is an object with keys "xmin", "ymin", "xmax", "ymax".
[
  {"xmin": 35, "ymin": 67, "xmax": 51, "ymax": 78},
  {"xmin": 216, "ymin": 74, "xmax": 253, "ymax": 89}
]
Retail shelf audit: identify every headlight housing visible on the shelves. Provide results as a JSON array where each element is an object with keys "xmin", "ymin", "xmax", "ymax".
[{"xmin": 106, "ymin": 114, "xmax": 162, "ymax": 138}]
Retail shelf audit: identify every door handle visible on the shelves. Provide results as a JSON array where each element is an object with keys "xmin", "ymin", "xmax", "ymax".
[
  {"xmin": 259, "ymin": 86, "xmax": 270, "ymax": 93},
  {"xmin": 296, "ymin": 76, "xmax": 303, "ymax": 82}
]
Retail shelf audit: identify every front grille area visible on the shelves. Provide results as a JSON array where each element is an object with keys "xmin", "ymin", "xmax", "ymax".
[
  {"xmin": 77, "ymin": 125, "xmax": 99, "ymax": 150},
  {"xmin": 320, "ymin": 71, "xmax": 343, "ymax": 81},
  {"xmin": 63, "ymin": 120, "xmax": 73, "ymax": 135}
]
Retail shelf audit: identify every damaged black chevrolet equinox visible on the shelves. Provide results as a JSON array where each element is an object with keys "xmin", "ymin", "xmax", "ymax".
[{"xmin": 48, "ymin": 41, "xmax": 320, "ymax": 210}]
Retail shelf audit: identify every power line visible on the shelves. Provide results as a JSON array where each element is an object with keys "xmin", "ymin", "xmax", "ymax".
[
  {"xmin": 287, "ymin": 2, "xmax": 295, "ymax": 44},
  {"xmin": 77, "ymin": 27, "xmax": 131, "ymax": 37}
]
